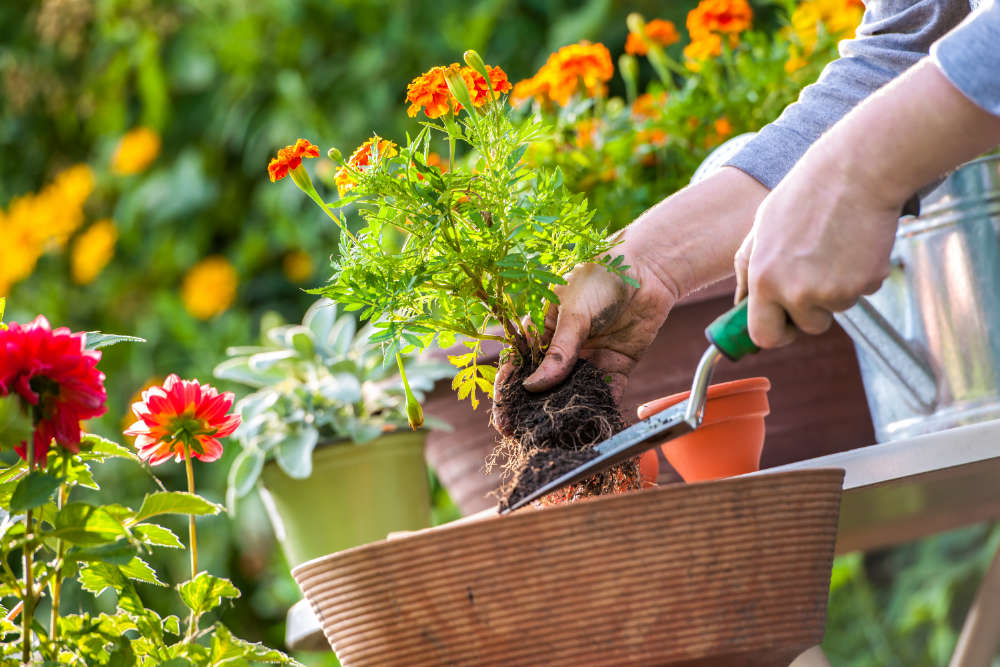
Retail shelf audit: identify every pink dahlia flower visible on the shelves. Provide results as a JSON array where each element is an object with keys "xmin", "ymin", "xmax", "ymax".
[
  {"xmin": 0, "ymin": 316, "xmax": 107, "ymax": 463},
  {"xmin": 124, "ymin": 374, "xmax": 240, "ymax": 465}
]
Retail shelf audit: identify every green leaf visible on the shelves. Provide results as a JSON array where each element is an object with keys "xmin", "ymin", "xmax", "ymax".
[
  {"xmin": 79, "ymin": 561, "xmax": 129, "ymax": 596},
  {"xmin": 66, "ymin": 539, "xmax": 138, "ymax": 565},
  {"xmin": 133, "ymin": 522, "xmax": 184, "ymax": 549},
  {"xmin": 51, "ymin": 502, "xmax": 128, "ymax": 544},
  {"xmin": 78, "ymin": 433, "xmax": 140, "ymax": 462},
  {"xmin": 275, "ymin": 427, "xmax": 319, "ymax": 479},
  {"xmin": 178, "ymin": 572, "xmax": 240, "ymax": 615},
  {"xmin": 227, "ymin": 449, "xmax": 265, "ymax": 506},
  {"xmin": 210, "ymin": 622, "xmax": 301, "ymax": 665},
  {"xmin": 163, "ymin": 614, "xmax": 181, "ymax": 636},
  {"xmin": 0, "ymin": 394, "xmax": 32, "ymax": 447},
  {"xmin": 10, "ymin": 471, "xmax": 63, "ymax": 511},
  {"xmin": 121, "ymin": 556, "xmax": 166, "ymax": 586},
  {"xmin": 83, "ymin": 332, "xmax": 146, "ymax": 350},
  {"xmin": 132, "ymin": 491, "xmax": 223, "ymax": 524}
]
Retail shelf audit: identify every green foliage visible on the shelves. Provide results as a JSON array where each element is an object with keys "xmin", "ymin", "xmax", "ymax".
[
  {"xmin": 0, "ymin": 435, "xmax": 298, "ymax": 665},
  {"xmin": 83, "ymin": 332, "xmax": 148, "ymax": 351},
  {"xmin": 216, "ymin": 298, "xmax": 453, "ymax": 506},
  {"xmin": 309, "ymin": 65, "xmax": 632, "ymax": 398}
]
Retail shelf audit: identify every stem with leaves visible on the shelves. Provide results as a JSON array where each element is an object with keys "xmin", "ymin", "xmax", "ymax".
[
  {"xmin": 22, "ymin": 444, "xmax": 35, "ymax": 664},
  {"xmin": 49, "ymin": 473, "xmax": 69, "ymax": 643}
]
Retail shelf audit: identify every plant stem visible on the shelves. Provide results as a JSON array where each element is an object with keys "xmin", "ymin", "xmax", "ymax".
[
  {"xmin": 22, "ymin": 445, "xmax": 35, "ymax": 665},
  {"xmin": 48, "ymin": 480, "xmax": 68, "ymax": 643},
  {"xmin": 183, "ymin": 446, "xmax": 198, "ymax": 579}
]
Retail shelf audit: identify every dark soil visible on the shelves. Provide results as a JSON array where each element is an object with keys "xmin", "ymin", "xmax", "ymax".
[{"xmin": 490, "ymin": 358, "xmax": 640, "ymax": 511}]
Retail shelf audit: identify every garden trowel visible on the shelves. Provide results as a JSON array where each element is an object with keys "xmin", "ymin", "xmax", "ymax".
[{"xmin": 501, "ymin": 299, "xmax": 759, "ymax": 513}]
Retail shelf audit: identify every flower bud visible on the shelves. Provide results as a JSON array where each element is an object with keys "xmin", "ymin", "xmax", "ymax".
[
  {"xmin": 463, "ymin": 50, "xmax": 490, "ymax": 81},
  {"xmin": 405, "ymin": 394, "xmax": 424, "ymax": 430},
  {"xmin": 626, "ymin": 12, "xmax": 646, "ymax": 36},
  {"xmin": 443, "ymin": 65, "xmax": 475, "ymax": 116},
  {"xmin": 327, "ymin": 147, "xmax": 343, "ymax": 164}
]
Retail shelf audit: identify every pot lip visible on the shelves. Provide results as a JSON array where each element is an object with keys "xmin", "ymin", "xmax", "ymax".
[
  {"xmin": 291, "ymin": 466, "xmax": 844, "ymax": 578},
  {"xmin": 648, "ymin": 376, "xmax": 771, "ymax": 411}
]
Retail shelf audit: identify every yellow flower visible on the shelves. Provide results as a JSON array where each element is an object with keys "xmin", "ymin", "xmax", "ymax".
[
  {"xmin": 282, "ymin": 249, "xmax": 313, "ymax": 283},
  {"xmin": 181, "ymin": 256, "xmax": 238, "ymax": 320},
  {"xmin": 71, "ymin": 219, "xmax": 117, "ymax": 285},
  {"xmin": 111, "ymin": 127, "xmax": 161, "ymax": 175},
  {"xmin": 785, "ymin": 0, "xmax": 864, "ymax": 67}
]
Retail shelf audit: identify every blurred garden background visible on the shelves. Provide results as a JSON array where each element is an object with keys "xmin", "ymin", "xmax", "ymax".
[{"xmin": 2, "ymin": 0, "xmax": 998, "ymax": 664}]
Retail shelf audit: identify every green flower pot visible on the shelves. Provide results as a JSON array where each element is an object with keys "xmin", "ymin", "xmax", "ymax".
[{"xmin": 258, "ymin": 430, "xmax": 431, "ymax": 568}]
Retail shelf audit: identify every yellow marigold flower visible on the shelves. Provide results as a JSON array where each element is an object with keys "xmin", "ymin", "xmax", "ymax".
[
  {"xmin": 686, "ymin": 0, "xmax": 753, "ymax": 38},
  {"xmin": 786, "ymin": 0, "xmax": 864, "ymax": 65},
  {"xmin": 111, "ymin": 127, "xmax": 161, "ymax": 175},
  {"xmin": 71, "ymin": 219, "xmax": 117, "ymax": 285},
  {"xmin": 181, "ymin": 256, "xmax": 238, "ymax": 320},
  {"xmin": 625, "ymin": 18, "xmax": 681, "ymax": 56},
  {"xmin": 282, "ymin": 249, "xmax": 313, "ymax": 283},
  {"xmin": 335, "ymin": 136, "xmax": 398, "ymax": 197},
  {"xmin": 683, "ymin": 33, "xmax": 723, "ymax": 71}
]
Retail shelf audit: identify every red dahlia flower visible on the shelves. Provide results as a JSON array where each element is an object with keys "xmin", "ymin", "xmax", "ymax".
[
  {"xmin": 0, "ymin": 316, "xmax": 107, "ymax": 463},
  {"xmin": 124, "ymin": 374, "xmax": 240, "ymax": 465}
]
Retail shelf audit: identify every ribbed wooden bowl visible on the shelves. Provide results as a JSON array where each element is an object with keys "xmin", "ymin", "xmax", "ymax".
[{"xmin": 293, "ymin": 468, "xmax": 845, "ymax": 666}]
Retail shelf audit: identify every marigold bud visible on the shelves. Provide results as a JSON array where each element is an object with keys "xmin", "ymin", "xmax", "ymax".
[
  {"xmin": 626, "ymin": 12, "xmax": 646, "ymax": 36},
  {"xmin": 443, "ymin": 66, "xmax": 475, "ymax": 117},
  {"xmin": 405, "ymin": 395, "xmax": 424, "ymax": 430},
  {"xmin": 327, "ymin": 147, "xmax": 343, "ymax": 164},
  {"xmin": 463, "ymin": 50, "xmax": 489, "ymax": 80}
]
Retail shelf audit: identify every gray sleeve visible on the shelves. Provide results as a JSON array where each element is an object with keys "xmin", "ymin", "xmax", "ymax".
[
  {"xmin": 932, "ymin": 0, "xmax": 1000, "ymax": 116},
  {"xmin": 725, "ymin": 0, "xmax": 969, "ymax": 189}
]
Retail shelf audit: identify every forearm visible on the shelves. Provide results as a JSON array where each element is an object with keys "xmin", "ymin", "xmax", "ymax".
[
  {"xmin": 728, "ymin": 0, "xmax": 968, "ymax": 188},
  {"xmin": 618, "ymin": 167, "xmax": 768, "ymax": 298},
  {"xmin": 821, "ymin": 59, "xmax": 1000, "ymax": 209}
]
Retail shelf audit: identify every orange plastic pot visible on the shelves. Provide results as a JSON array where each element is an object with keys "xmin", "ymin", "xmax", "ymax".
[{"xmin": 637, "ymin": 377, "xmax": 771, "ymax": 483}]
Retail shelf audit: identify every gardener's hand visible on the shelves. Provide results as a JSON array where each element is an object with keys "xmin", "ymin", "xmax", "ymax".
[
  {"xmin": 735, "ymin": 60, "xmax": 1000, "ymax": 349},
  {"xmin": 497, "ymin": 167, "xmax": 768, "ymax": 404}
]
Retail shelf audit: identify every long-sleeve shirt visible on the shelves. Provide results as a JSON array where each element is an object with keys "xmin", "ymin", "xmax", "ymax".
[{"xmin": 725, "ymin": 0, "xmax": 1000, "ymax": 189}]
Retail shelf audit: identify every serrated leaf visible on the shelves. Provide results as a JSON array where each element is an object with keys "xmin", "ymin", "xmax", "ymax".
[
  {"xmin": 133, "ymin": 523, "xmax": 184, "ymax": 549},
  {"xmin": 66, "ymin": 539, "xmax": 138, "ymax": 565},
  {"xmin": 51, "ymin": 502, "xmax": 127, "ymax": 544},
  {"xmin": 83, "ymin": 332, "xmax": 146, "ymax": 350},
  {"xmin": 211, "ymin": 622, "xmax": 301, "ymax": 664},
  {"xmin": 79, "ymin": 561, "xmax": 129, "ymax": 596},
  {"xmin": 178, "ymin": 572, "xmax": 240, "ymax": 615},
  {"xmin": 10, "ymin": 471, "xmax": 63, "ymax": 511},
  {"xmin": 447, "ymin": 353, "xmax": 474, "ymax": 368},
  {"xmin": 121, "ymin": 556, "xmax": 165, "ymax": 586},
  {"xmin": 163, "ymin": 614, "xmax": 181, "ymax": 636},
  {"xmin": 78, "ymin": 433, "xmax": 140, "ymax": 462},
  {"xmin": 132, "ymin": 491, "xmax": 223, "ymax": 524}
]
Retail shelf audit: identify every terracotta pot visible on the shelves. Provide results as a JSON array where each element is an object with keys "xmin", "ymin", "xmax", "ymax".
[
  {"xmin": 293, "ymin": 468, "xmax": 845, "ymax": 666},
  {"xmin": 638, "ymin": 377, "xmax": 771, "ymax": 483}
]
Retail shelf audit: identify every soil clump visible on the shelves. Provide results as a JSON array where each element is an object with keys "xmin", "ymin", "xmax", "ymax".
[{"xmin": 491, "ymin": 358, "xmax": 640, "ymax": 510}]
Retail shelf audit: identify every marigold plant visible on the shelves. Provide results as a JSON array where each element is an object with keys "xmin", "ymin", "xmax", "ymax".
[{"xmin": 271, "ymin": 51, "xmax": 632, "ymax": 409}]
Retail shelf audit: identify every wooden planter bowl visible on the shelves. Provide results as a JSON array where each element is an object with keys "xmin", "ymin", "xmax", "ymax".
[{"xmin": 293, "ymin": 468, "xmax": 845, "ymax": 666}]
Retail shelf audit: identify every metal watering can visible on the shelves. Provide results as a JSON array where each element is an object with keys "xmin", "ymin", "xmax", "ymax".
[{"xmin": 694, "ymin": 136, "xmax": 1000, "ymax": 442}]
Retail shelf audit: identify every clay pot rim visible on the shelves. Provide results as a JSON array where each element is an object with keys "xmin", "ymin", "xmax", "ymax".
[
  {"xmin": 291, "ymin": 467, "xmax": 842, "ymax": 576},
  {"xmin": 652, "ymin": 376, "xmax": 771, "ymax": 410}
]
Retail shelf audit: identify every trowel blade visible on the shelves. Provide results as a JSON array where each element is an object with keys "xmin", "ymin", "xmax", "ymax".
[{"xmin": 501, "ymin": 399, "xmax": 693, "ymax": 513}]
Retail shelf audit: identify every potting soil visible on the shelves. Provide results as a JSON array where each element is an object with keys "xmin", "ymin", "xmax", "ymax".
[{"xmin": 491, "ymin": 358, "xmax": 640, "ymax": 510}]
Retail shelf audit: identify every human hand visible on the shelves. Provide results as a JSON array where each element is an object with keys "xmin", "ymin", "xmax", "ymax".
[
  {"xmin": 492, "ymin": 167, "xmax": 768, "ymax": 411},
  {"xmin": 735, "ymin": 59, "xmax": 1000, "ymax": 349},
  {"xmin": 732, "ymin": 150, "xmax": 901, "ymax": 348}
]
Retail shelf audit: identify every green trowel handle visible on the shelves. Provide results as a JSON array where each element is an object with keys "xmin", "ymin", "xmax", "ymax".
[{"xmin": 705, "ymin": 298, "xmax": 759, "ymax": 361}]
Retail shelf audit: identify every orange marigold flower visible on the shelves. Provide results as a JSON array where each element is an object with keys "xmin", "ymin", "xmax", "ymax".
[
  {"xmin": 687, "ymin": 0, "xmax": 753, "ymax": 39},
  {"xmin": 124, "ymin": 374, "xmax": 240, "ymax": 465},
  {"xmin": 406, "ymin": 66, "xmax": 457, "ymax": 119},
  {"xmin": 714, "ymin": 117, "xmax": 733, "ymax": 138},
  {"xmin": 335, "ymin": 136, "xmax": 399, "ymax": 196},
  {"xmin": 574, "ymin": 118, "xmax": 601, "ymax": 149},
  {"xmin": 625, "ymin": 18, "xmax": 681, "ymax": 56},
  {"xmin": 632, "ymin": 91, "xmax": 669, "ymax": 120},
  {"xmin": 516, "ymin": 42, "xmax": 614, "ymax": 107},
  {"xmin": 683, "ymin": 33, "xmax": 723, "ymax": 71},
  {"xmin": 463, "ymin": 65, "xmax": 513, "ymax": 107},
  {"xmin": 268, "ymin": 138, "xmax": 320, "ymax": 183}
]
